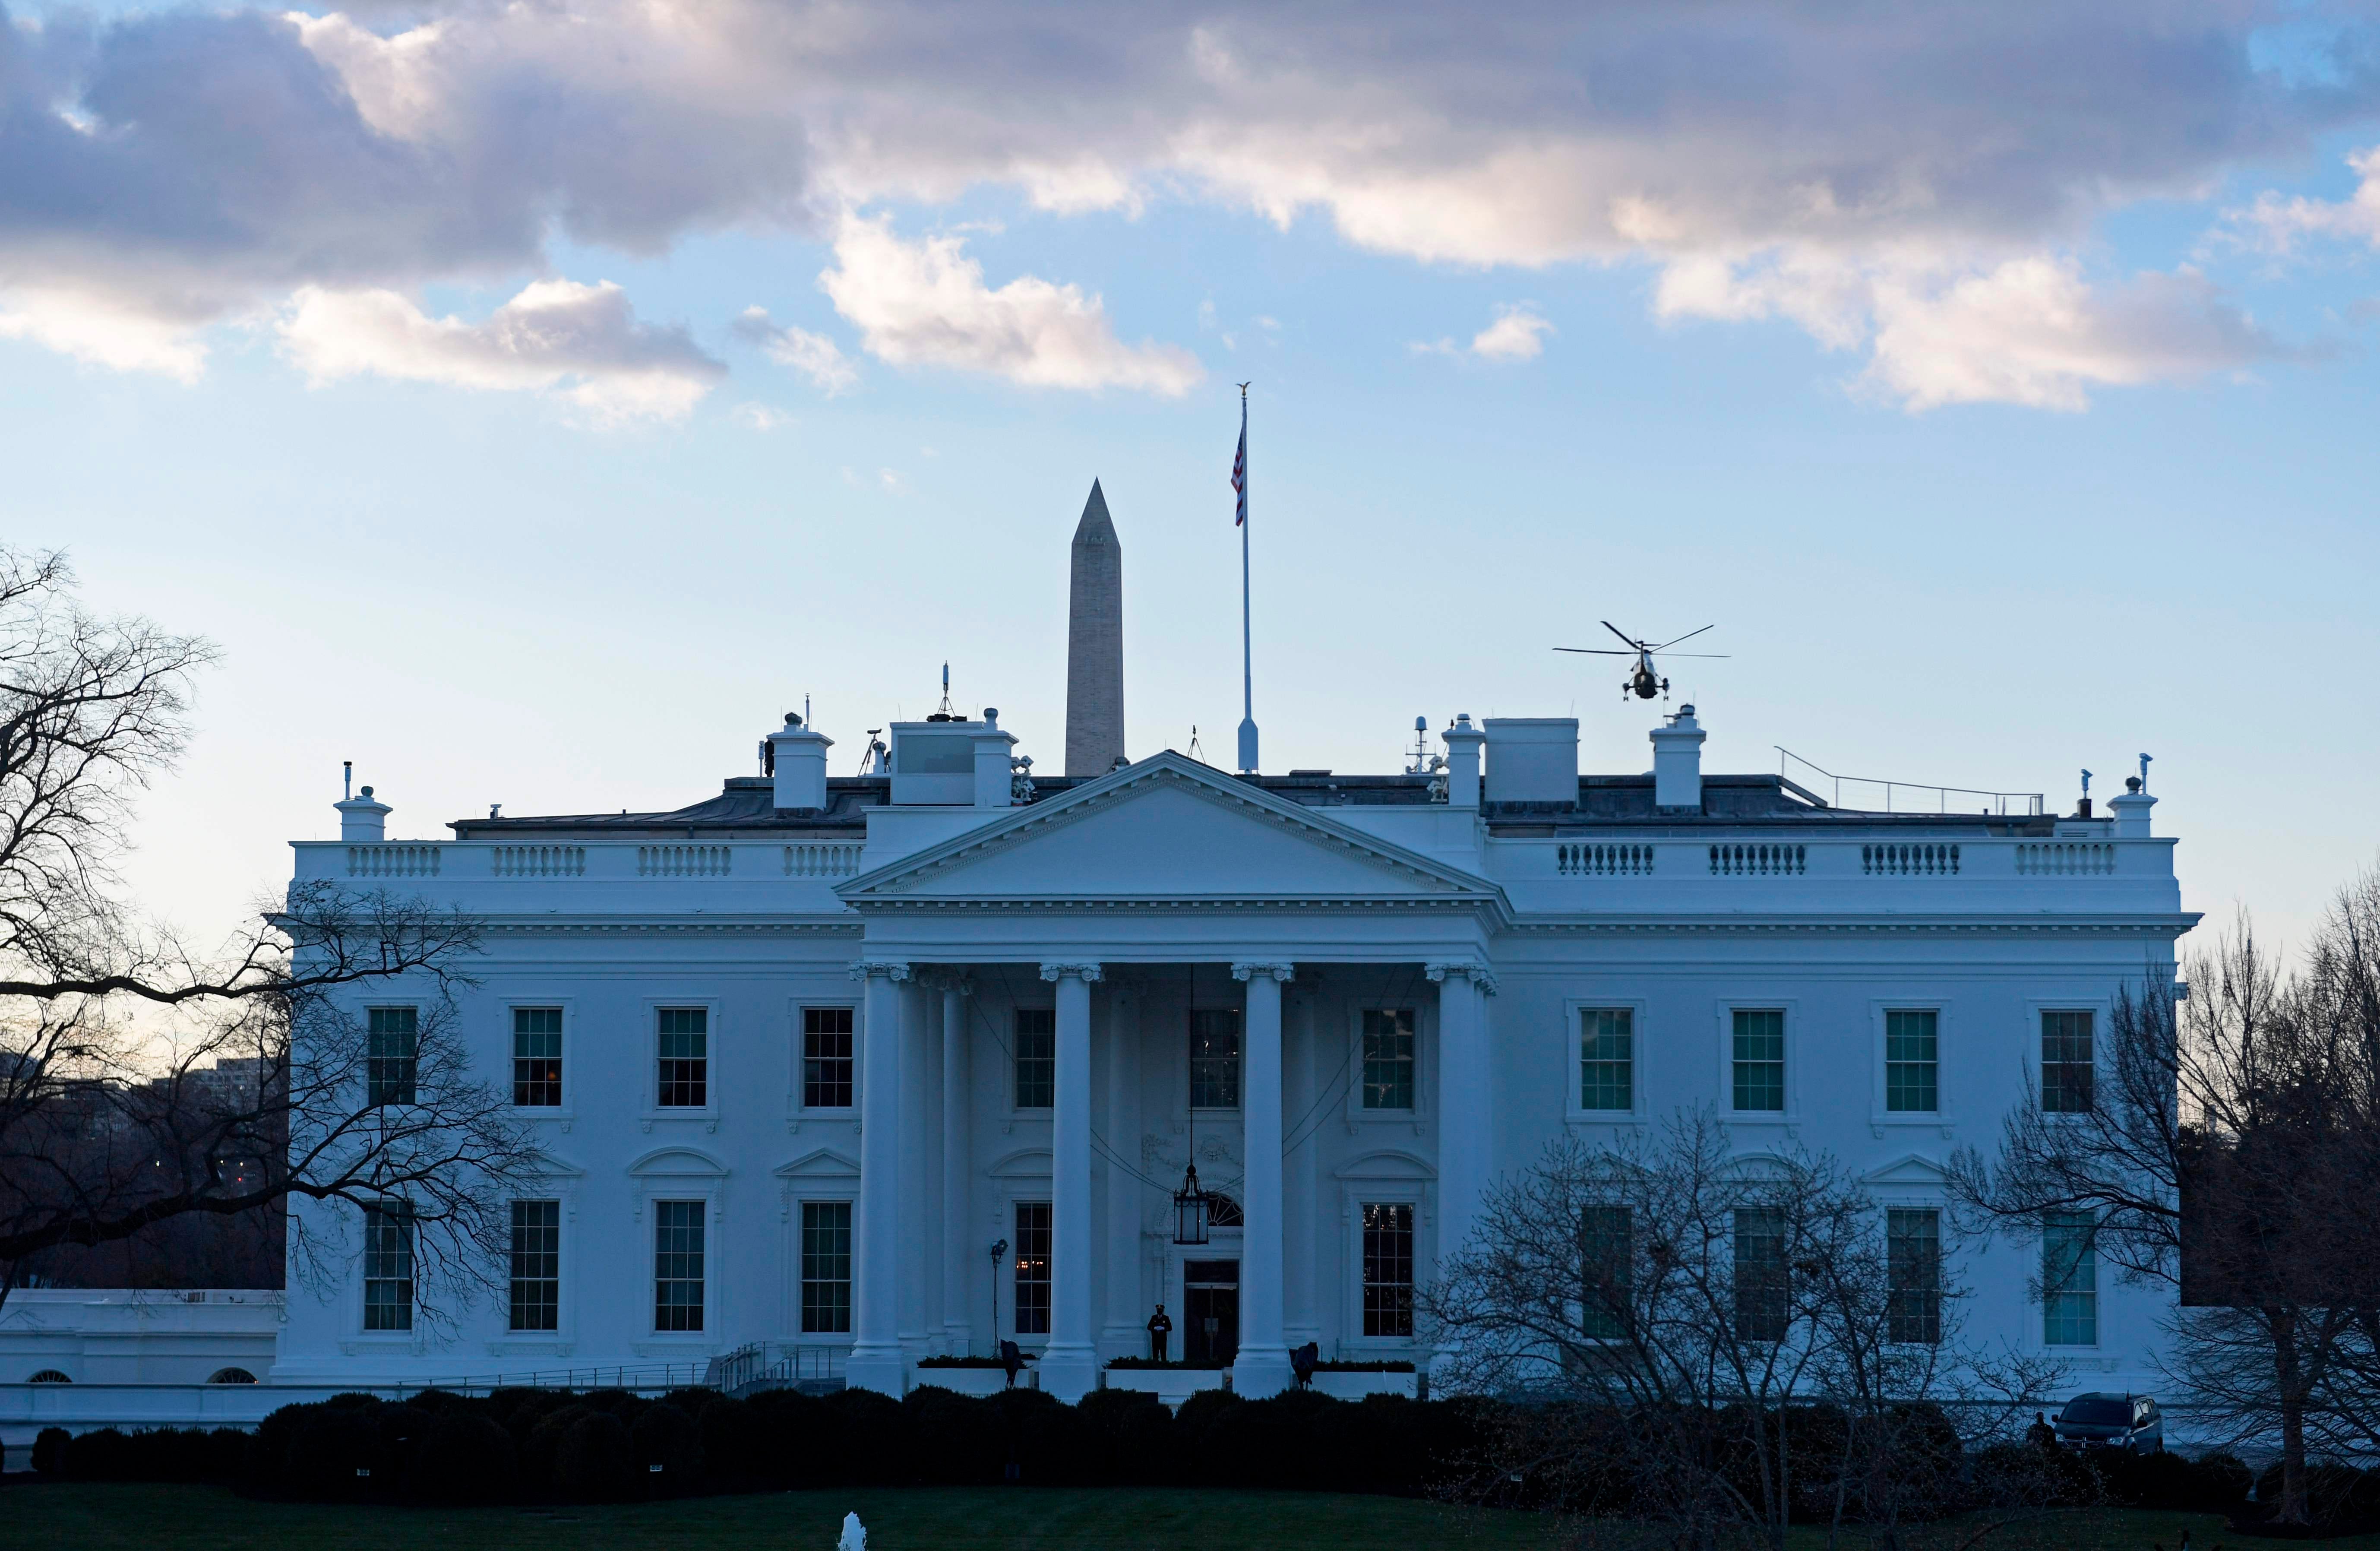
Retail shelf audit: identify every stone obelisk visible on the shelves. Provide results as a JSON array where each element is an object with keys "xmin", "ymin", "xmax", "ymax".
[{"xmin": 1065, "ymin": 480, "xmax": 1125, "ymax": 776}]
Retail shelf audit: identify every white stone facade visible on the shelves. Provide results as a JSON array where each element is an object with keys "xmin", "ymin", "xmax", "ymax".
[{"xmin": 271, "ymin": 711, "xmax": 2191, "ymax": 1405}]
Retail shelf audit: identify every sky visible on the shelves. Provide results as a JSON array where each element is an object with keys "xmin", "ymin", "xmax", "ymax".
[{"xmin": 7, "ymin": 0, "xmax": 2380, "ymax": 961}]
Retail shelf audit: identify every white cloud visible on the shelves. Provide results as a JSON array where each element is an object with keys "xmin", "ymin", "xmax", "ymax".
[
  {"xmin": 818, "ymin": 213, "xmax": 1203, "ymax": 395},
  {"xmin": 1471, "ymin": 305, "xmax": 1552, "ymax": 362},
  {"xmin": 734, "ymin": 307, "xmax": 858, "ymax": 394},
  {"xmin": 279, "ymin": 279, "xmax": 726, "ymax": 423},
  {"xmin": 0, "ymin": 290, "xmax": 211, "ymax": 381},
  {"xmin": 2225, "ymin": 145, "xmax": 2380, "ymax": 254},
  {"xmin": 733, "ymin": 402, "xmax": 795, "ymax": 430}
]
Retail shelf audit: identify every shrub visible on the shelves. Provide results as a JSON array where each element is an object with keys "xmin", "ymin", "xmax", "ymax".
[
  {"xmin": 901, "ymin": 1386, "xmax": 1003, "ymax": 1486},
  {"xmin": 554, "ymin": 1410, "xmax": 632, "ymax": 1501},
  {"xmin": 990, "ymin": 1387, "xmax": 1093, "ymax": 1487},
  {"xmin": 1072, "ymin": 1387, "xmax": 1174, "ymax": 1485},
  {"xmin": 629, "ymin": 1402, "xmax": 704, "ymax": 1496},
  {"xmin": 2254, "ymin": 1460, "xmax": 2368, "ymax": 1527},
  {"xmin": 407, "ymin": 1409, "xmax": 517, "ymax": 1505},
  {"xmin": 694, "ymin": 1394, "xmax": 758, "ymax": 1488},
  {"xmin": 31, "ymin": 1427, "xmax": 69, "ymax": 1478}
]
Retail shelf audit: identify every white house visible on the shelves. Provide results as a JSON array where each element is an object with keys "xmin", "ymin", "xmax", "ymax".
[{"xmin": 270, "ymin": 490, "xmax": 2192, "ymax": 1406}]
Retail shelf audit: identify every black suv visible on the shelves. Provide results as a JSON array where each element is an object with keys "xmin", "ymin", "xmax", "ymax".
[{"xmin": 2054, "ymin": 1393, "xmax": 2164, "ymax": 1453}]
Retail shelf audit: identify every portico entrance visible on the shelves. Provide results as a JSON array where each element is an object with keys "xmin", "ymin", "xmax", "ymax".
[{"xmin": 1182, "ymin": 1260, "xmax": 1239, "ymax": 1367}]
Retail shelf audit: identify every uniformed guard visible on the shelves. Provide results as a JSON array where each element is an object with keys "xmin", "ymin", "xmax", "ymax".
[{"xmin": 1146, "ymin": 1303, "xmax": 1173, "ymax": 1362}]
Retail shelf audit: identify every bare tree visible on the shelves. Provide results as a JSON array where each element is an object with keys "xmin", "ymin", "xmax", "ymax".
[
  {"xmin": 1429, "ymin": 1111, "xmax": 2051, "ymax": 1551},
  {"xmin": 0, "ymin": 547, "xmax": 531, "ymax": 1328},
  {"xmin": 1950, "ymin": 893, "xmax": 2380, "ymax": 1526}
]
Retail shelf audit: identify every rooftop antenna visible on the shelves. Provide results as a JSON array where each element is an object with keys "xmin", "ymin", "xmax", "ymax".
[
  {"xmin": 2137, "ymin": 752, "xmax": 2152, "ymax": 791},
  {"xmin": 805, "ymin": 693, "xmax": 812, "ymax": 727},
  {"xmin": 935, "ymin": 662, "xmax": 955, "ymax": 719},
  {"xmin": 1404, "ymin": 715, "xmax": 1438, "ymax": 775},
  {"xmin": 342, "ymin": 761, "xmax": 352, "ymax": 801},
  {"xmin": 1187, "ymin": 725, "xmax": 1207, "ymax": 765},
  {"xmin": 863, "ymin": 728, "xmax": 887, "ymax": 776}
]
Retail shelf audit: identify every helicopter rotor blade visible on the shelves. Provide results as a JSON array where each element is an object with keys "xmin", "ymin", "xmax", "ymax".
[
  {"xmin": 1650, "ymin": 652, "xmax": 1730, "ymax": 659},
  {"xmin": 1554, "ymin": 647, "xmax": 1632, "ymax": 655},
  {"xmin": 1651, "ymin": 624, "xmax": 1716, "ymax": 652},
  {"xmin": 1601, "ymin": 620, "xmax": 1644, "ymax": 651}
]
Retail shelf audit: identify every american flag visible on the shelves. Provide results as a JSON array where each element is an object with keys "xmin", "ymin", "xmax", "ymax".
[{"xmin": 1231, "ymin": 404, "xmax": 1247, "ymax": 526}]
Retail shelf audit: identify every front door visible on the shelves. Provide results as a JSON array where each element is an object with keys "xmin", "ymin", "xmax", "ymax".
[{"xmin": 1183, "ymin": 1259, "xmax": 1239, "ymax": 1365}]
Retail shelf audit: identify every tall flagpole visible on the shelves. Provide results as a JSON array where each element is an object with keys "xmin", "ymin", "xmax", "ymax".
[{"xmin": 1234, "ymin": 383, "xmax": 1258, "ymax": 774}]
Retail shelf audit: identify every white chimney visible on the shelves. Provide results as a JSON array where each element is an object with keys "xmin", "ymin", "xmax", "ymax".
[
  {"xmin": 769, "ymin": 715, "xmax": 834, "ymax": 812},
  {"xmin": 2109, "ymin": 776, "xmax": 2155, "ymax": 839},
  {"xmin": 1482, "ymin": 717, "xmax": 1579, "ymax": 806},
  {"xmin": 336, "ymin": 784, "xmax": 391, "ymax": 842},
  {"xmin": 972, "ymin": 709, "xmax": 1020, "ymax": 809},
  {"xmin": 1441, "ymin": 715, "xmax": 1483, "ymax": 808},
  {"xmin": 1650, "ymin": 704, "xmax": 1706, "ymax": 812}
]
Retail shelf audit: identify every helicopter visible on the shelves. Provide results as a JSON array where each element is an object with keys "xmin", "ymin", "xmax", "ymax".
[{"xmin": 1555, "ymin": 622, "xmax": 1729, "ymax": 700}]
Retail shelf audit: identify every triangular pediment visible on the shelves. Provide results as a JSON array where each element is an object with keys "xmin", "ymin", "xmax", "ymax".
[
  {"xmin": 839, "ymin": 753, "xmax": 1501, "ymax": 907},
  {"xmin": 1862, "ymin": 1153, "xmax": 1950, "ymax": 1188}
]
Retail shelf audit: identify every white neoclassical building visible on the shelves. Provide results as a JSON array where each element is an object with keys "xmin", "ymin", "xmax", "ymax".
[{"xmin": 270, "ymin": 498, "xmax": 2192, "ymax": 1406}]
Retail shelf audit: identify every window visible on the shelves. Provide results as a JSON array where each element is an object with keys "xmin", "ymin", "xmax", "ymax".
[
  {"xmin": 363, "ymin": 1200, "xmax": 414, "ymax": 1331},
  {"xmin": 207, "ymin": 1367, "xmax": 257, "ymax": 1384},
  {"xmin": 801, "ymin": 1201, "xmax": 853, "ymax": 1334},
  {"xmin": 1579, "ymin": 1205, "xmax": 1631, "ymax": 1339},
  {"xmin": 654, "ymin": 1200, "xmax": 705, "ymax": 1332},
  {"xmin": 1732, "ymin": 1009, "xmax": 1785, "ymax": 1112},
  {"xmin": 803, "ymin": 1007, "xmax": 855, "ymax": 1108},
  {"xmin": 2042, "ymin": 1011, "xmax": 2094, "ymax": 1114},
  {"xmin": 1885, "ymin": 1010, "xmax": 1938, "ymax": 1114},
  {"xmin": 657, "ymin": 1008, "xmax": 708, "ymax": 1108},
  {"xmin": 1887, "ymin": 1208, "xmax": 1942, "ymax": 1344},
  {"xmin": 1580, "ymin": 1008, "xmax": 1634, "ymax": 1111},
  {"xmin": 2042, "ymin": 1211, "xmax": 2097, "ymax": 1345},
  {"xmin": 1013, "ymin": 1202, "xmax": 1052, "ymax": 1336},
  {"xmin": 1362, "ymin": 1009, "xmax": 1416, "ymax": 1110},
  {"xmin": 367, "ymin": 1007, "xmax": 418, "ymax": 1107},
  {"xmin": 1014, "ymin": 1009, "xmax": 1055, "ymax": 1109},
  {"xmin": 1362, "ymin": 1202, "xmax": 1415, "ymax": 1337},
  {"xmin": 1733, "ymin": 1207, "xmax": 1788, "ymax": 1342},
  {"xmin": 512, "ymin": 1007, "xmax": 563, "ymax": 1107},
  {"xmin": 1189, "ymin": 1009, "xmax": 1241, "ymax": 1108},
  {"xmin": 509, "ymin": 1200, "xmax": 560, "ymax": 1332},
  {"xmin": 27, "ymin": 1370, "xmax": 70, "ymax": 1383}
]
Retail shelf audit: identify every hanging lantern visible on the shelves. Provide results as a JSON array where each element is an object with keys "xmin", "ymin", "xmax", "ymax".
[{"xmin": 1172, "ymin": 1161, "xmax": 1211, "ymax": 1246}]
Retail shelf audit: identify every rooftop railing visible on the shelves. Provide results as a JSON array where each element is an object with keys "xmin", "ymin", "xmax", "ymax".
[{"xmin": 1776, "ymin": 747, "xmax": 2045, "ymax": 817}]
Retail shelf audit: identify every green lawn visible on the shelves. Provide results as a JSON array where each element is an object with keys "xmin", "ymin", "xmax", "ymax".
[{"xmin": 7, "ymin": 1484, "xmax": 2378, "ymax": 1551}]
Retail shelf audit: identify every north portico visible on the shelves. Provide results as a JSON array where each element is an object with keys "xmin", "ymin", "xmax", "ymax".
[{"xmin": 834, "ymin": 752, "xmax": 1505, "ymax": 1401}]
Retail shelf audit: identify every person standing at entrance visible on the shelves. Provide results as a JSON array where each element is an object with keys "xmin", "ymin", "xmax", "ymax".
[{"xmin": 1147, "ymin": 1304, "xmax": 1173, "ymax": 1362}]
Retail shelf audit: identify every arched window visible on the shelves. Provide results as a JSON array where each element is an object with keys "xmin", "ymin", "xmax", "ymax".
[
  {"xmin": 1206, "ymin": 1193, "xmax": 1245, "ymax": 1228},
  {"xmin": 207, "ymin": 1367, "xmax": 258, "ymax": 1385},
  {"xmin": 27, "ymin": 1369, "xmax": 70, "ymax": 1383}
]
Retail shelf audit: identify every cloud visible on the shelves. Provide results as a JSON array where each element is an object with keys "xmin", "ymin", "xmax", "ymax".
[
  {"xmin": 1471, "ymin": 305, "xmax": 1552, "ymax": 361},
  {"xmin": 2225, "ymin": 145, "xmax": 2380, "ymax": 253},
  {"xmin": 0, "ymin": 1, "xmax": 2367, "ymax": 408},
  {"xmin": 817, "ymin": 213, "xmax": 1203, "ymax": 394},
  {"xmin": 733, "ymin": 307, "xmax": 858, "ymax": 394},
  {"xmin": 278, "ymin": 279, "xmax": 726, "ymax": 421},
  {"xmin": 733, "ymin": 402, "xmax": 794, "ymax": 430}
]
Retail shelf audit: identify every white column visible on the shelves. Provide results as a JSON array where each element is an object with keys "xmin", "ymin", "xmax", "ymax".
[
  {"xmin": 940, "ymin": 978, "xmax": 974, "ymax": 1355},
  {"xmin": 1231, "ymin": 961, "xmax": 1294, "ymax": 1398},
  {"xmin": 1429, "ymin": 961, "xmax": 1495, "ymax": 1272},
  {"xmin": 847, "ymin": 960, "xmax": 911, "ymax": 1396},
  {"xmin": 1101, "ymin": 984, "xmax": 1143, "ymax": 1355},
  {"xmin": 899, "ymin": 976, "xmax": 932, "ymax": 1352},
  {"xmin": 1039, "ymin": 960, "xmax": 1103, "ymax": 1402}
]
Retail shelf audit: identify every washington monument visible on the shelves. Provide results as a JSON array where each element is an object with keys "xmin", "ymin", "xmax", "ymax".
[{"xmin": 1065, "ymin": 480, "xmax": 1125, "ymax": 776}]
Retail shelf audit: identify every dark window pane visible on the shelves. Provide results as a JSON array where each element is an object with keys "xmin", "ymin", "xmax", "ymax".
[
  {"xmin": 803, "ymin": 1007, "xmax": 855, "ymax": 1108},
  {"xmin": 657, "ymin": 1008, "xmax": 708, "ymax": 1108},
  {"xmin": 1580, "ymin": 1009, "xmax": 1634, "ymax": 1111},
  {"xmin": 1362, "ymin": 1009, "xmax": 1416, "ymax": 1110},
  {"xmin": 1580, "ymin": 1205, "xmax": 1631, "ymax": 1339},
  {"xmin": 1734, "ymin": 1207, "xmax": 1789, "ymax": 1342},
  {"xmin": 800, "ymin": 1201, "xmax": 852, "ymax": 1334},
  {"xmin": 2042, "ymin": 1011, "xmax": 2094, "ymax": 1114},
  {"xmin": 1362, "ymin": 1202, "xmax": 1414, "ymax": 1337},
  {"xmin": 363, "ymin": 1200, "xmax": 414, "ymax": 1331},
  {"xmin": 367, "ymin": 1006, "xmax": 418, "ymax": 1107},
  {"xmin": 654, "ymin": 1200, "xmax": 705, "ymax": 1331},
  {"xmin": 1189, "ymin": 1009, "xmax": 1241, "ymax": 1109},
  {"xmin": 1014, "ymin": 1009, "xmax": 1055, "ymax": 1109},
  {"xmin": 2043, "ymin": 1210, "xmax": 2097, "ymax": 1345},
  {"xmin": 1013, "ymin": 1202, "xmax": 1052, "ymax": 1335},
  {"xmin": 509, "ymin": 1199, "xmax": 560, "ymax": 1332},
  {"xmin": 1732, "ymin": 1010, "xmax": 1785, "ymax": 1112},
  {"xmin": 1887, "ymin": 1207, "xmax": 1941, "ymax": 1344},
  {"xmin": 1885, "ymin": 1009, "xmax": 1938, "ymax": 1114},
  {"xmin": 512, "ymin": 1007, "xmax": 563, "ymax": 1107}
]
